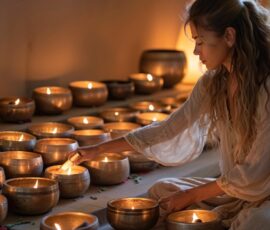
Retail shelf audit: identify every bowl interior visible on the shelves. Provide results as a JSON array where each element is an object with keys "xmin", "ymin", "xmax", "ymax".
[{"xmin": 109, "ymin": 198, "xmax": 158, "ymax": 211}]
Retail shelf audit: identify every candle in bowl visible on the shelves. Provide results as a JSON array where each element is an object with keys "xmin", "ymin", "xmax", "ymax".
[
  {"xmin": 129, "ymin": 101, "xmax": 164, "ymax": 113},
  {"xmin": 45, "ymin": 165, "xmax": 90, "ymax": 198},
  {"xmin": 34, "ymin": 138, "xmax": 78, "ymax": 166},
  {"xmin": 0, "ymin": 167, "xmax": 5, "ymax": 188},
  {"xmin": 0, "ymin": 131, "xmax": 36, "ymax": 151},
  {"xmin": 40, "ymin": 211, "xmax": 99, "ymax": 230},
  {"xmin": 2, "ymin": 177, "xmax": 59, "ymax": 215},
  {"xmin": 69, "ymin": 81, "xmax": 108, "ymax": 107},
  {"xmin": 0, "ymin": 97, "xmax": 35, "ymax": 123},
  {"xmin": 28, "ymin": 122, "xmax": 74, "ymax": 138},
  {"xmin": 33, "ymin": 86, "xmax": 72, "ymax": 115},
  {"xmin": 136, "ymin": 112, "xmax": 169, "ymax": 126},
  {"xmin": 0, "ymin": 151, "xmax": 43, "ymax": 178},
  {"xmin": 84, "ymin": 153, "xmax": 129, "ymax": 185},
  {"xmin": 129, "ymin": 73, "xmax": 164, "ymax": 94},
  {"xmin": 158, "ymin": 96, "xmax": 185, "ymax": 113},
  {"xmin": 103, "ymin": 122, "xmax": 141, "ymax": 139},
  {"xmin": 99, "ymin": 107, "xmax": 139, "ymax": 122},
  {"xmin": 107, "ymin": 197, "xmax": 159, "ymax": 230},
  {"xmin": 166, "ymin": 209, "xmax": 223, "ymax": 230},
  {"xmin": 67, "ymin": 116, "xmax": 104, "ymax": 130},
  {"xmin": 72, "ymin": 129, "xmax": 111, "ymax": 147},
  {"xmin": 0, "ymin": 195, "xmax": 8, "ymax": 223}
]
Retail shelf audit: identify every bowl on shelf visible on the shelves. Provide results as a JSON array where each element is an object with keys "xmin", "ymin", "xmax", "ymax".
[
  {"xmin": 99, "ymin": 107, "xmax": 139, "ymax": 122},
  {"xmin": 67, "ymin": 116, "xmax": 104, "ymax": 130},
  {"xmin": 136, "ymin": 112, "xmax": 169, "ymax": 126},
  {"xmin": 102, "ymin": 80, "xmax": 135, "ymax": 100},
  {"xmin": 103, "ymin": 122, "xmax": 141, "ymax": 139},
  {"xmin": 129, "ymin": 101, "xmax": 164, "ymax": 113}
]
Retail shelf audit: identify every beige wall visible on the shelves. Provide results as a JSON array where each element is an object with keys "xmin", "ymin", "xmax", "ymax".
[{"xmin": 0, "ymin": 0, "xmax": 186, "ymax": 97}]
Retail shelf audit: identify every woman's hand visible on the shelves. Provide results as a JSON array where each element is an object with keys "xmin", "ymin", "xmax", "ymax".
[{"xmin": 71, "ymin": 146, "xmax": 100, "ymax": 165}]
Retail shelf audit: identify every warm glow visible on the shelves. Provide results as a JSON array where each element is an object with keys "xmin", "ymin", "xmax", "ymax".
[
  {"xmin": 152, "ymin": 117, "xmax": 157, "ymax": 122},
  {"xmin": 102, "ymin": 157, "xmax": 109, "ymax": 162},
  {"xmin": 192, "ymin": 213, "xmax": 200, "ymax": 223},
  {"xmin": 67, "ymin": 167, "xmax": 72, "ymax": 175},
  {"xmin": 87, "ymin": 82, "xmax": 93, "ymax": 89},
  {"xmin": 148, "ymin": 104, "xmax": 155, "ymax": 111},
  {"xmin": 33, "ymin": 180, "xmax": 39, "ymax": 189},
  {"xmin": 14, "ymin": 98, "xmax": 20, "ymax": 105},
  {"xmin": 52, "ymin": 127, "xmax": 58, "ymax": 134},
  {"xmin": 114, "ymin": 112, "xmax": 119, "ymax": 116},
  {"xmin": 46, "ymin": 88, "xmax": 52, "ymax": 95},
  {"xmin": 131, "ymin": 206, "xmax": 135, "ymax": 210},
  {"xmin": 54, "ymin": 223, "xmax": 61, "ymax": 230},
  {"xmin": 146, "ymin": 74, "xmax": 153, "ymax": 81},
  {"xmin": 83, "ymin": 117, "xmax": 89, "ymax": 124},
  {"xmin": 18, "ymin": 134, "xmax": 24, "ymax": 141}
]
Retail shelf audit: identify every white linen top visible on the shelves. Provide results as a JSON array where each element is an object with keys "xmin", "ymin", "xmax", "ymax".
[{"xmin": 125, "ymin": 71, "xmax": 270, "ymax": 203}]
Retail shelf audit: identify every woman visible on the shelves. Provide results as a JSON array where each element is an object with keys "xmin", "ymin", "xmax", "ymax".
[{"xmin": 74, "ymin": 0, "xmax": 270, "ymax": 229}]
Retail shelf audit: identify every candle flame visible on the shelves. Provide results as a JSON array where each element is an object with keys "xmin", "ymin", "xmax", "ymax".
[
  {"xmin": 88, "ymin": 83, "xmax": 93, "ymax": 89},
  {"xmin": 52, "ymin": 127, "xmax": 58, "ymax": 134},
  {"xmin": 67, "ymin": 167, "xmax": 72, "ymax": 175},
  {"xmin": 131, "ymin": 206, "xmax": 135, "ymax": 210},
  {"xmin": 18, "ymin": 134, "xmax": 24, "ymax": 141},
  {"xmin": 54, "ymin": 223, "xmax": 61, "ymax": 230},
  {"xmin": 83, "ymin": 117, "xmax": 89, "ymax": 124},
  {"xmin": 46, "ymin": 88, "xmax": 51, "ymax": 95},
  {"xmin": 33, "ymin": 180, "xmax": 39, "ymax": 189},
  {"xmin": 114, "ymin": 112, "xmax": 119, "ymax": 116},
  {"xmin": 152, "ymin": 117, "xmax": 157, "ymax": 122},
  {"xmin": 146, "ymin": 74, "xmax": 153, "ymax": 81},
  {"xmin": 148, "ymin": 104, "xmax": 155, "ymax": 111},
  {"xmin": 14, "ymin": 98, "xmax": 20, "ymax": 105},
  {"xmin": 192, "ymin": 213, "xmax": 200, "ymax": 223},
  {"xmin": 103, "ymin": 157, "xmax": 108, "ymax": 162}
]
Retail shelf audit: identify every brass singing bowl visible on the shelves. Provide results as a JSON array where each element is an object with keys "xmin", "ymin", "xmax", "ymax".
[
  {"xmin": 103, "ymin": 122, "xmax": 141, "ymax": 139},
  {"xmin": 0, "ymin": 97, "xmax": 35, "ymax": 123},
  {"xmin": 69, "ymin": 81, "xmax": 108, "ymax": 107},
  {"xmin": 84, "ymin": 153, "xmax": 130, "ymax": 185},
  {"xmin": 72, "ymin": 129, "xmax": 111, "ymax": 147},
  {"xmin": 102, "ymin": 80, "xmax": 135, "ymax": 100},
  {"xmin": 107, "ymin": 197, "xmax": 159, "ymax": 230},
  {"xmin": 99, "ymin": 107, "xmax": 139, "ymax": 122},
  {"xmin": 0, "ymin": 195, "xmax": 8, "ymax": 223},
  {"xmin": 2, "ymin": 177, "xmax": 59, "ymax": 215},
  {"xmin": 136, "ymin": 112, "xmax": 169, "ymax": 126},
  {"xmin": 67, "ymin": 116, "xmax": 104, "ymax": 130},
  {"xmin": 0, "ymin": 167, "xmax": 5, "ymax": 188},
  {"xmin": 0, "ymin": 131, "xmax": 36, "ymax": 151},
  {"xmin": 33, "ymin": 86, "xmax": 72, "ymax": 115},
  {"xmin": 28, "ymin": 122, "xmax": 74, "ymax": 138},
  {"xmin": 0, "ymin": 151, "xmax": 43, "ymax": 178},
  {"xmin": 34, "ymin": 138, "xmax": 78, "ymax": 166},
  {"xmin": 129, "ymin": 101, "xmax": 164, "ymax": 113},
  {"xmin": 40, "ymin": 212, "xmax": 99, "ymax": 230}
]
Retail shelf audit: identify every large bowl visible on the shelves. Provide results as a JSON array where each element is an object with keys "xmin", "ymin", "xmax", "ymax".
[
  {"xmin": 103, "ymin": 122, "xmax": 141, "ymax": 139},
  {"xmin": 102, "ymin": 80, "xmax": 135, "ymax": 100},
  {"xmin": 99, "ymin": 107, "xmax": 139, "ymax": 122},
  {"xmin": 67, "ymin": 116, "xmax": 104, "ymax": 130},
  {"xmin": 0, "ymin": 151, "xmax": 43, "ymax": 178},
  {"xmin": 0, "ymin": 97, "xmax": 35, "ymax": 123},
  {"xmin": 107, "ymin": 197, "xmax": 159, "ymax": 230},
  {"xmin": 136, "ymin": 112, "xmax": 169, "ymax": 126},
  {"xmin": 139, "ymin": 49, "xmax": 187, "ymax": 88},
  {"xmin": 40, "ymin": 212, "xmax": 99, "ymax": 230},
  {"xmin": 0, "ymin": 195, "xmax": 8, "ymax": 223},
  {"xmin": 2, "ymin": 177, "xmax": 59, "ymax": 215},
  {"xmin": 34, "ymin": 138, "xmax": 78, "ymax": 166}
]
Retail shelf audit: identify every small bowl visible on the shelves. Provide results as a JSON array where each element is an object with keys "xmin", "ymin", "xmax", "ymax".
[
  {"xmin": 0, "ymin": 97, "xmax": 35, "ymax": 123},
  {"xmin": 69, "ymin": 81, "xmax": 108, "ymax": 107},
  {"xmin": 0, "ymin": 131, "xmax": 36, "ymax": 151},
  {"xmin": 0, "ymin": 195, "xmax": 8, "ymax": 223},
  {"xmin": 72, "ymin": 129, "xmax": 111, "ymax": 147},
  {"xmin": 0, "ymin": 167, "xmax": 5, "ymax": 188},
  {"xmin": 136, "ymin": 112, "xmax": 169, "ymax": 126},
  {"xmin": 28, "ymin": 122, "xmax": 74, "ymax": 138},
  {"xmin": 33, "ymin": 86, "xmax": 72, "ymax": 115},
  {"xmin": 129, "ymin": 73, "xmax": 164, "ymax": 94},
  {"xmin": 107, "ymin": 197, "xmax": 159, "ymax": 230},
  {"xmin": 129, "ymin": 101, "xmax": 164, "ymax": 113},
  {"xmin": 103, "ymin": 122, "xmax": 141, "ymax": 139},
  {"xmin": 0, "ymin": 151, "xmax": 43, "ymax": 178},
  {"xmin": 40, "ymin": 212, "xmax": 99, "ymax": 230},
  {"xmin": 34, "ymin": 138, "xmax": 78, "ymax": 166},
  {"xmin": 67, "ymin": 116, "xmax": 104, "ymax": 130},
  {"xmin": 102, "ymin": 80, "xmax": 135, "ymax": 100},
  {"xmin": 99, "ymin": 107, "xmax": 139, "ymax": 122}
]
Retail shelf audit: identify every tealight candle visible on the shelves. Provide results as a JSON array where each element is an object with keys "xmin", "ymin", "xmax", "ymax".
[
  {"xmin": 129, "ymin": 101, "xmax": 164, "ymax": 113},
  {"xmin": 67, "ymin": 116, "xmax": 104, "ymax": 130},
  {"xmin": 135, "ymin": 112, "xmax": 169, "ymax": 126},
  {"xmin": 0, "ymin": 97, "xmax": 35, "ymax": 123},
  {"xmin": 33, "ymin": 86, "xmax": 72, "ymax": 115}
]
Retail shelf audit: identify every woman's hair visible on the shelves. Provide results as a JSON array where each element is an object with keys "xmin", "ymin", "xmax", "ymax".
[{"xmin": 186, "ymin": 0, "xmax": 270, "ymax": 163}]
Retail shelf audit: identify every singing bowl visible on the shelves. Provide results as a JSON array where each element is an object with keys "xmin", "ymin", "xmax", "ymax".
[
  {"xmin": 40, "ymin": 212, "xmax": 99, "ymax": 230},
  {"xmin": 72, "ymin": 129, "xmax": 111, "ymax": 147},
  {"xmin": 67, "ymin": 116, "xmax": 104, "ymax": 130},
  {"xmin": 0, "ymin": 195, "xmax": 8, "ymax": 223},
  {"xmin": 103, "ymin": 122, "xmax": 141, "ymax": 139},
  {"xmin": 33, "ymin": 86, "xmax": 72, "ymax": 115},
  {"xmin": 28, "ymin": 122, "xmax": 74, "ymax": 138},
  {"xmin": 34, "ymin": 138, "xmax": 78, "ymax": 166},
  {"xmin": 99, "ymin": 107, "xmax": 139, "ymax": 122},
  {"xmin": 45, "ymin": 165, "xmax": 90, "ymax": 198},
  {"xmin": 129, "ymin": 101, "xmax": 164, "ymax": 113},
  {"xmin": 84, "ymin": 153, "xmax": 130, "ymax": 185},
  {"xmin": 139, "ymin": 49, "xmax": 187, "ymax": 88},
  {"xmin": 107, "ymin": 197, "xmax": 159, "ymax": 230},
  {"xmin": 2, "ymin": 177, "xmax": 59, "ymax": 215},
  {"xmin": 0, "ymin": 97, "xmax": 35, "ymax": 123},
  {"xmin": 69, "ymin": 81, "xmax": 108, "ymax": 107},
  {"xmin": 102, "ymin": 80, "xmax": 135, "ymax": 100},
  {"xmin": 0, "ymin": 167, "xmax": 5, "ymax": 188},
  {"xmin": 0, "ymin": 151, "xmax": 43, "ymax": 178},
  {"xmin": 136, "ymin": 112, "xmax": 169, "ymax": 126},
  {"xmin": 0, "ymin": 131, "xmax": 36, "ymax": 151}
]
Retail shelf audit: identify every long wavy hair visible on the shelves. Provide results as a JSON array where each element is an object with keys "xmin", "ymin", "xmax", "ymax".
[{"xmin": 186, "ymin": 0, "xmax": 270, "ymax": 162}]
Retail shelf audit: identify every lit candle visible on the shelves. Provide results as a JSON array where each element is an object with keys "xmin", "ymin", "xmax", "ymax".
[
  {"xmin": 14, "ymin": 98, "xmax": 20, "ymax": 105},
  {"xmin": 46, "ymin": 88, "xmax": 51, "ymax": 95},
  {"xmin": 18, "ymin": 134, "xmax": 24, "ymax": 142},
  {"xmin": 88, "ymin": 83, "xmax": 93, "ymax": 89},
  {"xmin": 192, "ymin": 212, "xmax": 202, "ymax": 223},
  {"xmin": 52, "ymin": 127, "xmax": 58, "ymax": 134},
  {"xmin": 54, "ymin": 223, "xmax": 61, "ymax": 230},
  {"xmin": 146, "ymin": 74, "xmax": 153, "ymax": 81},
  {"xmin": 33, "ymin": 179, "xmax": 39, "ymax": 189},
  {"xmin": 148, "ymin": 104, "xmax": 155, "ymax": 111},
  {"xmin": 102, "ymin": 157, "xmax": 109, "ymax": 162},
  {"xmin": 114, "ymin": 112, "xmax": 119, "ymax": 117},
  {"xmin": 83, "ymin": 117, "xmax": 89, "ymax": 124}
]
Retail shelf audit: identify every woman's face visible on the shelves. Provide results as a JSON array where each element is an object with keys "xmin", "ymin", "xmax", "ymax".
[{"xmin": 190, "ymin": 23, "xmax": 233, "ymax": 71}]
